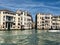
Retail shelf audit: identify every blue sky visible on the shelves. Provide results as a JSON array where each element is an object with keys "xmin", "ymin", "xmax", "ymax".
[{"xmin": 0, "ymin": 0, "xmax": 60, "ymax": 21}]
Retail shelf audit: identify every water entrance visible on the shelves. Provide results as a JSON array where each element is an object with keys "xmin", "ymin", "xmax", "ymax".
[{"xmin": 6, "ymin": 22, "xmax": 12, "ymax": 30}]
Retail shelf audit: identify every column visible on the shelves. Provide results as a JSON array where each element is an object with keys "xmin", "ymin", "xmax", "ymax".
[
  {"xmin": 15, "ymin": 14, "xmax": 18, "ymax": 29},
  {"xmin": 1, "ymin": 11, "xmax": 3, "ymax": 29}
]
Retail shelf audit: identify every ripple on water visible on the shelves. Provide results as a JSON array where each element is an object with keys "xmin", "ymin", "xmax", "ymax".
[{"xmin": 0, "ymin": 30, "xmax": 59, "ymax": 45}]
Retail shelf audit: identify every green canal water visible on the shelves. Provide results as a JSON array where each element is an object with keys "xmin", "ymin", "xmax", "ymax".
[{"xmin": 0, "ymin": 30, "xmax": 60, "ymax": 45}]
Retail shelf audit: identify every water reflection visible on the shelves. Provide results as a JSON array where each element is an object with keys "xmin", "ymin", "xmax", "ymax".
[{"xmin": 0, "ymin": 30, "xmax": 60, "ymax": 45}]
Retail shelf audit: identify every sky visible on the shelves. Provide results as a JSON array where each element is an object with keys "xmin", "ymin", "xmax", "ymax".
[{"xmin": 0, "ymin": 0, "xmax": 60, "ymax": 21}]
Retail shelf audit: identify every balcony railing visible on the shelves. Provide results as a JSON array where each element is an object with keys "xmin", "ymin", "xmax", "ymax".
[{"xmin": 6, "ymin": 20, "xmax": 14, "ymax": 22}]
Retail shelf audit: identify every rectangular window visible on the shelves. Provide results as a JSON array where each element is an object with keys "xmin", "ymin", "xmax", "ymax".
[
  {"xmin": 42, "ymin": 24, "xmax": 44, "ymax": 26},
  {"xmin": 18, "ymin": 18, "xmax": 20, "ymax": 22},
  {"xmin": 45, "ymin": 20, "xmax": 49, "ymax": 23},
  {"xmin": 45, "ymin": 17, "xmax": 50, "ymax": 19},
  {"xmin": 3, "ymin": 26, "xmax": 4, "ymax": 28},
  {"xmin": 52, "ymin": 19, "xmax": 57, "ymax": 21},
  {"xmin": 13, "ymin": 23, "xmax": 15, "ymax": 25},
  {"xmin": 18, "ymin": 23, "xmax": 20, "ymax": 25},
  {"xmin": 27, "ymin": 19, "xmax": 31, "ymax": 21},
  {"xmin": 53, "ymin": 23, "xmax": 55, "ymax": 25},
  {"xmin": 42, "ymin": 17, "xmax": 44, "ymax": 20},
  {"xmin": 42, "ymin": 21, "xmax": 44, "ymax": 23},
  {"xmin": 18, "ymin": 14, "xmax": 20, "ymax": 16},
  {"xmin": 3, "ymin": 16, "xmax": 5, "ymax": 21}
]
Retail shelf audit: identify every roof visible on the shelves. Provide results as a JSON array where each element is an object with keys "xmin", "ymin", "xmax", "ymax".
[
  {"xmin": 36, "ymin": 13, "xmax": 52, "ymax": 15},
  {"xmin": 16, "ymin": 10, "xmax": 32, "ymax": 17},
  {"xmin": 0, "ymin": 9, "xmax": 16, "ymax": 14},
  {"xmin": 52, "ymin": 16, "xmax": 60, "ymax": 18}
]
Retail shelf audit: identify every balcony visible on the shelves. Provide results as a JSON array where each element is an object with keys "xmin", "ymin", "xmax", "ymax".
[
  {"xmin": 6, "ymin": 19, "xmax": 14, "ymax": 22},
  {"xmin": 6, "ymin": 16, "xmax": 14, "ymax": 22}
]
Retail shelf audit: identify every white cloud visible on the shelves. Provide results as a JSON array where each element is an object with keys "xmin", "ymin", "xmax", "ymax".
[
  {"xmin": 0, "ymin": 3, "xmax": 60, "ymax": 9},
  {"xmin": 0, "ymin": 0, "xmax": 60, "ymax": 10}
]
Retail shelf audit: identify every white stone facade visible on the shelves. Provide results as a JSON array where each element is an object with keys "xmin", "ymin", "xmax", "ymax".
[
  {"xmin": 36, "ymin": 13, "xmax": 60, "ymax": 30},
  {"xmin": 36, "ymin": 13, "xmax": 52, "ymax": 30},
  {"xmin": 0, "ymin": 10, "xmax": 33, "ymax": 30}
]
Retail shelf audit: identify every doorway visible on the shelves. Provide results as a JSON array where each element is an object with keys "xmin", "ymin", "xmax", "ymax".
[{"xmin": 6, "ymin": 22, "xmax": 12, "ymax": 30}]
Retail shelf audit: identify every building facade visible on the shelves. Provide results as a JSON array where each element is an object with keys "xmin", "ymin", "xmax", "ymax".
[
  {"xmin": 0, "ymin": 9, "xmax": 33, "ymax": 30},
  {"xmin": 35, "ymin": 13, "xmax": 52, "ymax": 30},
  {"xmin": 52, "ymin": 16, "xmax": 60, "ymax": 29},
  {"xmin": 0, "ymin": 10, "xmax": 21, "ymax": 30},
  {"xmin": 16, "ymin": 10, "xmax": 33, "ymax": 29}
]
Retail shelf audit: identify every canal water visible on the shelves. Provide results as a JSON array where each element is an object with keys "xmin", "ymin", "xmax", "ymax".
[{"xmin": 0, "ymin": 30, "xmax": 60, "ymax": 45}]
